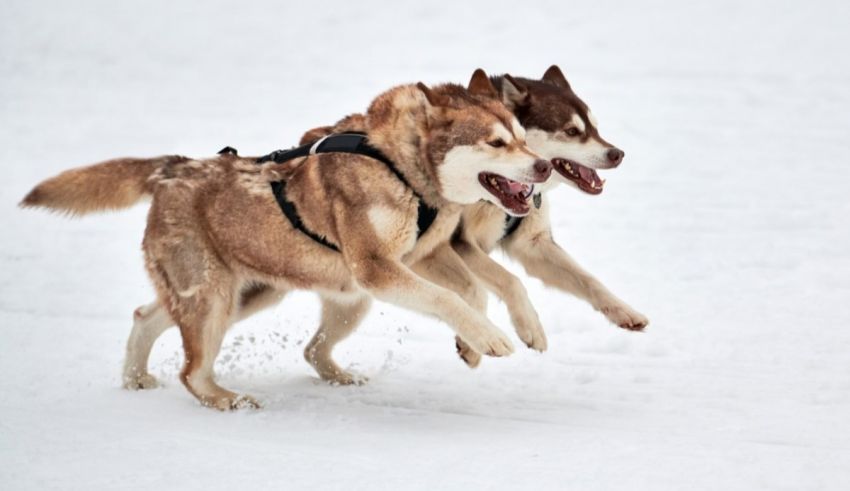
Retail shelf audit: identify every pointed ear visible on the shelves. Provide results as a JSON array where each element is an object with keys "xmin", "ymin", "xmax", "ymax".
[
  {"xmin": 542, "ymin": 65, "xmax": 571, "ymax": 89},
  {"xmin": 416, "ymin": 82, "xmax": 449, "ymax": 108},
  {"xmin": 501, "ymin": 74, "xmax": 529, "ymax": 111},
  {"xmin": 467, "ymin": 68, "xmax": 498, "ymax": 98},
  {"xmin": 416, "ymin": 82, "xmax": 451, "ymax": 129}
]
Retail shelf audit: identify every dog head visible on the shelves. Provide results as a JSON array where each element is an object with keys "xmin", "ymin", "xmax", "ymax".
[
  {"xmin": 498, "ymin": 65, "xmax": 624, "ymax": 195},
  {"xmin": 416, "ymin": 70, "xmax": 552, "ymax": 216}
]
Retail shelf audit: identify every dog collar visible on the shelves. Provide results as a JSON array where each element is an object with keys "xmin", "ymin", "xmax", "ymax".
[{"xmin": 255, "ymin": 133, "xmax": 439, "ymax": 251}]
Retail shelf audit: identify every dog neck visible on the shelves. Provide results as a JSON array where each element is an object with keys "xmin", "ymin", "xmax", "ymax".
[{"xmin": 365, "ymin": 85, "xmax": 447, "ymax": 209}]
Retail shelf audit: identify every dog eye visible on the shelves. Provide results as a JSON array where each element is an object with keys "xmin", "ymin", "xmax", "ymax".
[
  {"xmin": 565, "ymin": 127, "xmax": 581, "ymax": 137},
  {"xmin": 488, "ymin": 139, "xmax": 506, "ymax": 148}
]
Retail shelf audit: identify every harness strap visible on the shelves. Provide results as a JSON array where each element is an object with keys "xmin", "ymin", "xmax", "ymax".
[
  {"xmin": 256, "ymin": 133, "xmax": 439, "ymax": 251},
  {"xmin": 502, "ymin": 193, "xmax": 542, "ymax": 239},
  {"xmin": 503, "ymin": 214, "xmax": 524, "ymax": 238},
  {"xmin": 270, "ymin": 180, "xmax": 340, "ymax": 251}
]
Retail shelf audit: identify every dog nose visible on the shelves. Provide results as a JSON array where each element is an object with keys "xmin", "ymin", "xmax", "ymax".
[
  {"xmin": 533, "ymin": 159, "xmax": 552, "ymax": 180},
  {"xmin": 606, "ymin": 148, "xmax": 624, "ymax": 167}
]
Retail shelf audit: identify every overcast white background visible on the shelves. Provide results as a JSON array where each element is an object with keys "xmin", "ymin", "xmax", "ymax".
[{"xmin": 2, "ymin": 1, "xmax": 849, "ymax": 489}]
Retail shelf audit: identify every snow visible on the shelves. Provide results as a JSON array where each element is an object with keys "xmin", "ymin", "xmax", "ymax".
[{"xmin": 2, "ymin": 0, "xmax": 850, "ymax": 489}]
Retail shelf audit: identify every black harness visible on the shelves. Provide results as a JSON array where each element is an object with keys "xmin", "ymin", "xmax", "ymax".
[
  {"xmin": 502, "ymin": 193, "xmax": 542, "ymax": 238},
  {"xmin": 253, "ymin": 133, "xmax": 438, "ymax": 252}
]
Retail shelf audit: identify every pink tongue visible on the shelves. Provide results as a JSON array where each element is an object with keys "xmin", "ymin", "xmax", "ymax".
[
  {"xmin": 577, "ymin": 166, "xmax": 596, "ymax": 183},
  {"xmin": 505, "ymin": 180, "xmax": 524, "ymax": 194}
]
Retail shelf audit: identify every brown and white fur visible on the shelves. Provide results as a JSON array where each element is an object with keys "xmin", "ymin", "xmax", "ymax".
[
  {"xmin": 121, "ymin": 67, "xmax": 647, "ymax": 390},
  {"xmin": 245, "ymin": 67, "xmax": 649, "ymax": 368},
  {"xmin": 452, "ymin": 66, "xmax": 649, "ymax": 367},
  {"xmin": 21, "ymin": 72, "xmax": 552, "ymax": 410}
]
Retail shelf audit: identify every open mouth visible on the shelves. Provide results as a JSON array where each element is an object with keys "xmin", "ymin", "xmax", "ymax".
[
  {"xmin": 552, "ymin": 158, "xmax": 605, "ymax": 195},
  {"xmin": 478, "ymin": 172, "xmax": 535, "ymax": 216}
]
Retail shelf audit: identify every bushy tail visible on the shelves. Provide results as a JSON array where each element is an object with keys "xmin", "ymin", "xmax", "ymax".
[{"xmin": 20, "ymin": 155, "xmax": 187, "ymax": 216}]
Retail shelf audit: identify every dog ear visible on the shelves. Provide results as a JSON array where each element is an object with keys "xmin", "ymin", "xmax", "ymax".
[
  {"xmin": 416, "ymin": 82, "xmax": 452, "ymax": 129},
  {"xmin": 416, "ymin": 82, "xmax": 450, "ymax": 107},
  {"xmin": 501, "ymin": 74, "xmax": 529, "ymax": 110},
  {"xmin": 467, "ymin": 68, "xmax": 498, "ymax": 99},
  {"xmin": 542, "ymin": 65, "xmax": 571, "ymax": 89}
]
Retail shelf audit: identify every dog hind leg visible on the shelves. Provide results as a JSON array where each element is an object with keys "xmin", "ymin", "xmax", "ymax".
[
  {"xmin": 176, "ymin": 287, "xmax": 260, "ymax": 410},
  {"xmin": 123, "ymin": 302, "xmax": 173, "ymax": 390},
  {"xmin": 145, "ymin": 227, "xmax": 260, "ymax": 410},
  {"xmin": 304, "ymin": 292, "xmax": 372, "ymax": 385},
  {"xmin": 122, "ymin": 285, "xmax": 288, "ymax": 391}
]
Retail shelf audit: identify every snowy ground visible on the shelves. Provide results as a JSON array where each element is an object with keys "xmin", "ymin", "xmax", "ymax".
[{"xmin": 2, "ymin": 1, "xmax": 850, "ymax": 489}]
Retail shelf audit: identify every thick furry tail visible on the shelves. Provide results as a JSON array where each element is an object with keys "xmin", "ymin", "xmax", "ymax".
[{"xmin": 20, "ymin": 155, "xmax": 187, "ymax": 216}]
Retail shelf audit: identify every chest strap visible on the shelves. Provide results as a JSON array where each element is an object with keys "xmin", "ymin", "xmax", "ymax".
[
  {"xmin": 256, "ymin": 133, "xmax": 438, "ymax": 252},
  {"xmin": 502, "ymin": 193, "xmax": 542, "ymax": 239}
]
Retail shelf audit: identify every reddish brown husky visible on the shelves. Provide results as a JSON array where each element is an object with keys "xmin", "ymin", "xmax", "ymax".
[{"xmin": 22, "ymin": 71, "xmax": 552, "ymax": 409}]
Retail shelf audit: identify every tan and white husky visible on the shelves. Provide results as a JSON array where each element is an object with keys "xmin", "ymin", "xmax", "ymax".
[
  {"xmin": 113, "ymin": 66, "xmax": 648, "ymax": 397},
  {"xmin": 21, "ymin": 71, "xmax": 551, "ymax": 409}
]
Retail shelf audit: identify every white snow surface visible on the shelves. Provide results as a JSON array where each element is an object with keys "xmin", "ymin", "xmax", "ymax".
[{"xmin": 2, "ymin": 1, "xmax": 850, "ymax": 489}]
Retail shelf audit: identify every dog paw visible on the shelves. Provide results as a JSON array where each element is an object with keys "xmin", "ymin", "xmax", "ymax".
[
  {"xmin": 601, "ymin": 303, "xmax": 649, "ymax": 331},
  {"xmin": 323, "ymin": 370, "xmax": 368, "ymax": 386},
  {"xmin": 465, "ymin": 327, "xmax": 514, "ymax": 357},
  {"xmin": 308, "ymin": 355, "xmax": 368, "ymax": 386},
  {"xmin": 507, "ymin": 300, "xmax": 548, "ymax": 352},
  {"xmin": 205, "ymin": 394, "xmax": 262, "ymax": 411},
  {"xmin": 514, "ymin": 317, "xmax": 548, "ymax": 352},
  {"xmin": 521, "ymin": 329, "xmax": 548, "ymax": 352},
  {"xmin": 122, "ymin": 373, "xmax": 160, "ymax": 390},
  {"xmin": 231, "ymin": 395, "xmax": 262, "ymax": 410},
  {"xmin": 455, "ymin": 337, "xmax": 482, "ymax": 368}
]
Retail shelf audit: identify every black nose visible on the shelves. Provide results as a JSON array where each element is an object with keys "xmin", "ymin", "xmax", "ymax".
[
  {"xmin": 607, "ymin": 148, "xmax": 624, "ymax": 167},
  {"xmin": 533, "ymin": 159, "xmax": 552, "ymax": 180}
]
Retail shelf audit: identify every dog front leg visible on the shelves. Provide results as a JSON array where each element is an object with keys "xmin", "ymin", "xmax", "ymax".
[
  {"xmin": 453, "ymin": 238, "xmax": 547, "ymax": 351},
  {"xmin": 410, "ymin": 243, "xmax": 492, "ymax": 369},
  {"xmin": 410, "ymin": 243, "xmax": 488, "ymax": 313},
  {"xmin": 349, "ymin": 255, "xmax": 514, "ymax": 357},
  {"xmin": 505, "ymin": 233, "xmax": 648, "ymax": 331}
]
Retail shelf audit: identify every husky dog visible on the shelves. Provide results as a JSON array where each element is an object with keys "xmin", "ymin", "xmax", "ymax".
[
  {"xmin": 21, "ymin": 71, "xmax": 552, "ymax": 409},
  {"xmin": 226, "ymin": 66, "xmax": 649, "ymax": 367},
  {"xmin": 115, "ymin": 66, "xmax": 649, "ymax": 393},
  {"xmin": 451, "ymin": 66, "xmax": 649, "ymax": 367}
]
